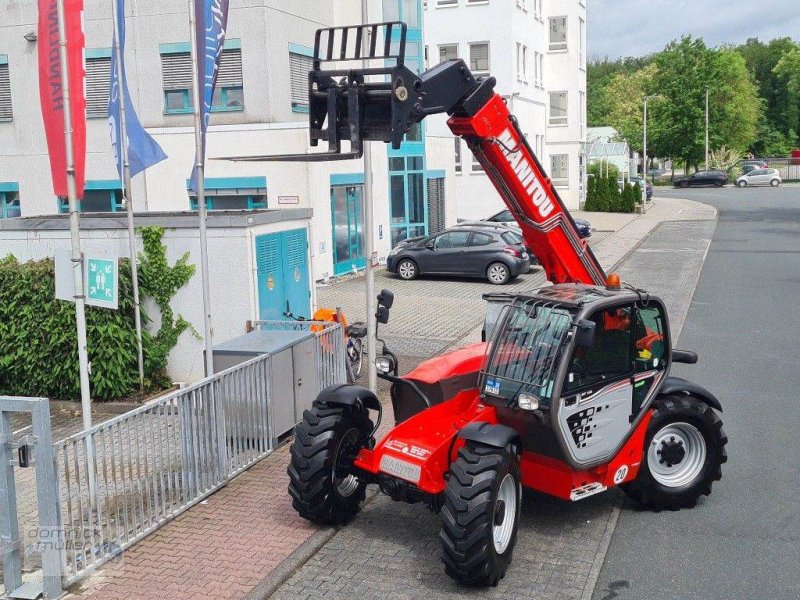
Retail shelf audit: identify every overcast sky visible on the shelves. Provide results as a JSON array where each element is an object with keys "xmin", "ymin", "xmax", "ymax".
[{"xmin": 587, "ymin": 0, "xmax": 800, "ymax": 60}]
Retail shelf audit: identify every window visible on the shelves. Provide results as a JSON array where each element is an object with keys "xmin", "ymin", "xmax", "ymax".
[
  {"xmin": 438, "ymin": 44, "xmax": 458, "ymax": 63},
  {"xmin": 551, "ymin": 154, "xmax": 569, "ymax": 186},
  {"xmin": 85, "ymin": 51, "xmax": 111, "ymax": 118},
  {"xmin": 160, "ymin": 42, "xmax": 243, "ymax": 114},
  {"xmin": 469, "ymin": 42, "xmax": 490, "ymax": 76},
  {"xmin": 470, "ymin": 232, "xmax": 494, "ymax": 246},
  {"xmin": 0, "ymin": 55, "xmax": 11, "ymax": 121},
  {"xmin": 58, "ymin": 181, "xmax": 124, "ymax": 213},
  {"xmin": 549, "ymin": 91, "xmax": 567, "ymax": 125},
  {"xmin": 564, "ymin": 306, "xmax": 633, "ymax": 394},
  {"xmin": 187, "ymin": 176, "xmax": 267, "ymax": 210},
  {"xmin": 633, "ymin": 303, "xmax": 667, "ymax": 412},
  {"xmin": 434, "ymin": 231, "xmax": 470, "ymax": 249},
  {"xmin": 454, "ymin": 137, "xmax": 462, "ymax": 173},
  {"xmin": 501, "ymin": 231, "xmax": 522, "ymax": 245},
  {"xmin": 289, "ymin": 48, "xmax": 313, "ymax": 112},
  {"xmin": 436, "ymin": 0, "xmax": 458, "ymax": 6},
  {"xmin": 466, "ymin": 0, "xmax": 488, "ymax": 4},
  {"xmin": 579, "ymin": 17, "xmax": 586, "ymax": 67},
  {"xmin": 489, "ymin": 210, "xmax": 514, "ymax": 223},
  {"xmin": 549, "ymin": 16, "xmax": 568, "ymax": 52},
  {"xmin": 516, "ymin": 43, "xmax": 527, "ymax": 82},
  {"xmin": 0, "ymin": 185, "xmax": 20, "ymax": 218}
]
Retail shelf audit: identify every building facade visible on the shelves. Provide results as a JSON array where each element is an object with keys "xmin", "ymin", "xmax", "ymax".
[
  {"xmin": 0, "ymin": 0, "xmax": 585, "ymax": 280},
  {"xmin": 423, "ymin": 0, "xmax": 587, "ymax": 217}
]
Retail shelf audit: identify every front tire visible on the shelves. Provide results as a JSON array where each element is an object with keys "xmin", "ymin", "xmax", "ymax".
[
  {"xmin": 737, "ymin": 180, "xmax": 747, "ymax": 188},
  {"xmin": 714, "ymin": 180, "xmax": 724, "ymax": 187},
  {"xmin": 287, "ymin": 402, "xmax": 373, "ymax": 524},
  {"xmin": 486, "ymin": 262, "xmax": 511, "ymax": 285},
  {"xmin": 771, "ymin": 178, "xmax": 780, "ymax": 187},
  {"xmin": 679, "ymin": 181, "xmax": 690, "ymax": 188},
  {"xmin": 622, "ymin": 395, "xmax": 727, "ymax": 510},
  {"xmin": 396, "ymin": 258, "xmax": 419, "ymax": 280},
  {"xmin": 440, "ymin": 443, "xmax": 521, "ymax": 587}
]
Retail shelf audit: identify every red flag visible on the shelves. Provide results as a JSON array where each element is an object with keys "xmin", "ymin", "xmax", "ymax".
[{"xmin": 38, "ymin": 0, "xmax": 86, "ymax": 199}]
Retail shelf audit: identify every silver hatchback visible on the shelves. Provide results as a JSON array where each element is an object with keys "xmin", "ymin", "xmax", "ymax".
[{"xmin": 736, "ymin": 168, "xmax": 782, "ymax": 187}]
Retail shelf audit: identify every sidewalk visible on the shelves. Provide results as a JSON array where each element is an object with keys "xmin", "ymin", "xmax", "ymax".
[{"xmin": 63, "ymin": 196, "xmax": 715, "ymax": 600}]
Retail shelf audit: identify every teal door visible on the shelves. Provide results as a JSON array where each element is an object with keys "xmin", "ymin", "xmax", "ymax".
[
  {"xmin": 255, "ymin": 229, "xmax": 311, "ymax": 320},
  {"xmin": 331, "ymin": 185, "xmax": 366, "ymax": 276}
]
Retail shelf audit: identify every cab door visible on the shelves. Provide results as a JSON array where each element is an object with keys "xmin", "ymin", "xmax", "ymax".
[{"xmin": 556, "ymin": 304, "xmax": 636, "ymax": 464}]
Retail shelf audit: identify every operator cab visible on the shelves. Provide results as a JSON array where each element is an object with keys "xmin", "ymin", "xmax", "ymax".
[{"xmin": 480, "ymin": 283, "xmax": 672, "ymax": 468}]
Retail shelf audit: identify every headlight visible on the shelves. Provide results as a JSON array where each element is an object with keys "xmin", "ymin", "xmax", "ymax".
[
  {"xmin": 389, "ymin": 247, "xmax": 401, "ymax": 256},
  {"xmin": 375, "ymin": 355, "xmax": 394, "ymax": 374},
  {"xmin": 518, "ymin": 393, "xmax": 539, "ymax": 411}
]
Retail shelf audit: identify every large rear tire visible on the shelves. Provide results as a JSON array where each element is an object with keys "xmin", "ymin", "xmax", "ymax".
[
  {"xmin": 621, "ymin": 395, "xmax": 727, "ymax": 510},
  {"xmin": 440, "ymin": 443, "xmax": 521, "ymax": 587},
  {"xmin": 287, "ymin": 402, "xmax": 373, "ymax": 524}
]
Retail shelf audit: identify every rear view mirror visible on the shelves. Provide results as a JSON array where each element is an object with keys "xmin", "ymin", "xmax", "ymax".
[
  {"xmin": 376, "ymin": 306, "xmax": 390, "ymax": 325},
  {"xmin": 426, "ymin": 240, "xmax": 435, "ymax": 250},
  {"xmin": 377, "ymin": 289, "xmax": 394, "ymax": 309},
  {"xmin": 574, "ymin": 319, "xmax": 596, "ymax": 348}
]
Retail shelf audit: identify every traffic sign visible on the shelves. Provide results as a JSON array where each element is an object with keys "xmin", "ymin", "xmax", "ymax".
[{"xmin": 86, "ymin": 257, "xmax": 118, "ymax": 310}]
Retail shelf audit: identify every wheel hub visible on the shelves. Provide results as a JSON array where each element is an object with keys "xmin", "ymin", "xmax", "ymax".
[
  {"xmin": 494, "ymin": 501, "xmax": 506, "ymax": 526},
  {"xmin": 333, "ymin": 428, "xmax": 361, "ymax": 497},
  {"xmin": 657, "ymin": 436, "xmax": 686, "ymax": 467},
  {"xmin": 492, "ymin": 474, "xmax": 517, "ymax": 554}
]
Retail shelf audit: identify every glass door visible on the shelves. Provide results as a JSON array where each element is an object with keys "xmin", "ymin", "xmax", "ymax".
[{"xmin": 331, "ymin": 185, "xmax": 366, "ymax": 276}]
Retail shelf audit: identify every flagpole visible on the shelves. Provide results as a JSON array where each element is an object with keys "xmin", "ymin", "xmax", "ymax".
[
  {"xmin": 56, "ymin": 0, "xmax": 97, "ymax": 507},
  {"xmin": 188, "ymin": 0, "xmax": 214, "ymax": 377},
  {"xmin": 111, "ymin": 0, "xmax": 145, "ymax": 391}
]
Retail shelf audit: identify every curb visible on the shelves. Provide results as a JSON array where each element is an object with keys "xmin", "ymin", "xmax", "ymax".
[{"xmin": 245, "ymin": 487, "xmax": 380, "ymax": 600}]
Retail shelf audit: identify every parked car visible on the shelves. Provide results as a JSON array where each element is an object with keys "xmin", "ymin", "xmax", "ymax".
[
  {"xmin": 484, "ymin": 209, "xmax": 592, "ymax": 238},
  {"xmin": 454, "ymin": 221, "xmax": 536, "ymax": 266},
  {"xmin": 736, "ymin": 168, "xmax": 782, "ymax": 187},
  {"xmin": 386, "ymin": 225, "xmax": 530, "ymax": 285},
  {"xmin": 673, "ymin": 170, "xmax": 728, "ymax": 188},
  {"xmin": 629, "ymin": 176, "xmax": 653, "ymax": 201},
  {"xmin": 741, "ymin": 159, "xmax": 769, "ymax": 175}
]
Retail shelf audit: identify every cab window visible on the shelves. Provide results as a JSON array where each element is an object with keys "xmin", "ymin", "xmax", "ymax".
[
  {"xmin": 564, "ymin": 305, "xmax": 633, "ymax": 393},
  {"xmin": 632, "ymin": 302, "xmax": 668, "ymax": 414}
]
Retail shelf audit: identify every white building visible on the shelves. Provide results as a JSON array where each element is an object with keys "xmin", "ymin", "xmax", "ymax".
[{"xmin": 423, "ymin": 0, "xmax": 588, "ymax": 218}]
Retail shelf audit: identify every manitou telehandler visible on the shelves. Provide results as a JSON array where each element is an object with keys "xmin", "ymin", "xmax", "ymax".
[{"xmin": 226, "ymin": 22, "xmax": 727, "ymax": 587}]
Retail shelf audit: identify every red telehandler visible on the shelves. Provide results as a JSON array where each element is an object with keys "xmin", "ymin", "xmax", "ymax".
[{"xmin": 227, "ymin": 22, "xmax": 727, "ymax": 586}]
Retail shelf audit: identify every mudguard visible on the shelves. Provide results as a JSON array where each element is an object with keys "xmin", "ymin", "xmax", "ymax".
[
  {"xmin": 459, "ymin": 422, "xmax": 522, "ymax": 454},
  {"xmin": 316, "ymin": 384, "xmax": 381, "ymax": 413},
  {"xmin": 658, "ymin": 377, "xmax": 722, "ymax": 412}
]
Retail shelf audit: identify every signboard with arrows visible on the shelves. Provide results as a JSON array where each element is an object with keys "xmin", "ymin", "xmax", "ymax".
[{"xmin": 55, "ymin": 249, "xmax": 119, "ymax": 310}]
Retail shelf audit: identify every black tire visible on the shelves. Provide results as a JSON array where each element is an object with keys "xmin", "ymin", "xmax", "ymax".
[
  {"xmin": 770, "ymin": 178, "xmax": 780, "ymax": 187},
  {"xmin": 396, "ymin": 258, "xmax": 419, "ymax": 280},
  {"xmin": 440, "ymin": 443, "xmax": 521, "ymax": 587},
  {"xmin": 714, "ymin": 180, "xmax": 725, "ymax": 187},
  {"xmin": 486, "ymin": 262, "xmax": 511, "ymax": 285},
  {"xmin": 621, "ymin": 395, "xmax": 727, "ymax": 510},
  {"xmin": 679, "ymin": 180, "xmax": 689, "ymax": 188},
  {"xmin": 287, "ymin": 402, "xmax": 373, "ymax": 524},
  {"xmin": 737, "ymin": 180, "xmax": 747, "ymax": 188}
]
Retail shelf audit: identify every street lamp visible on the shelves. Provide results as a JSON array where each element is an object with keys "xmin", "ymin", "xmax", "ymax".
[{"xmin": 642, "ymin": 94, "xmax": 662, "ymax": 185}]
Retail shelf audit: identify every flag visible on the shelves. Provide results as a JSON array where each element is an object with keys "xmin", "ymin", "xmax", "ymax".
[
  {"xmin": 189, "ymin": 0, "xmax": 230, "ymax": 192},
  {"xmin": 37, "ymin": 0, "xmax": 86, "ymax": 199},
  {"xmin": 108, "ymin": 0, "xmax": 167, "ymax": 179}
]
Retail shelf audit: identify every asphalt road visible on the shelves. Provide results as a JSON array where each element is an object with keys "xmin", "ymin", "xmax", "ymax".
[{"xmin": 593, "ymin": 185, "xmax": 800, "ymax": 600}]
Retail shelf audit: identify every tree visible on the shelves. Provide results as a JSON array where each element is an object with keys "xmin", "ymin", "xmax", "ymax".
[
  {"xmin": 587, "ymin": 55, "xmax": 655, "ymax": 127},
  {"xmin": 773, "ymin": 46, "xmax": 800, "ymax": 150},
  {"xmin": 604, "ymin": 64, "xmax": 659, "ymax": 153},
  {"xmin": 650, "ymin": 37, "xmax": 759, "ymax": 170}
]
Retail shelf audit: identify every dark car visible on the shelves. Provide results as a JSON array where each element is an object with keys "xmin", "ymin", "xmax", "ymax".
[
  {"xmin": 673, "ymin": 170, "xmax": 728, "ymax": 188},
  {"xmin": 630, "ymin": 176, "xmax": 653, "ymax": 201},
  {"xmin": 741, "ymin": 159, "xmax": 769, "ymax": 175},
  {"xmin": 485, "ymin": 209, "xmax": 592, "ymax": 238},
  {"xmin": 386, "ymin": 226, "xmax": 530, "ymax": 285}
]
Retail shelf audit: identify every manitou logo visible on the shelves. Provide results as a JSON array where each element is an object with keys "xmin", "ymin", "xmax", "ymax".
[{"xmin": 497, "ymin": 129, "xmax": 555, "ymax": 218}]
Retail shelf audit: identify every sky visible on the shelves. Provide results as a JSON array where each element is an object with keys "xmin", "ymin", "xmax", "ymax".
[{"xmin": 587, "ymin": 0, "xmax": 800, "ymax": 60}]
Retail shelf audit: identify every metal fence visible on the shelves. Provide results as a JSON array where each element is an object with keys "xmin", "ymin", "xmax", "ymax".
[
  {"xmin": 760, "ymin": 157, "xmax": 800, "ymax": 181},
  {"xmin": 52, "ymin": 321, "xmax": 345, "ymax": 585}
]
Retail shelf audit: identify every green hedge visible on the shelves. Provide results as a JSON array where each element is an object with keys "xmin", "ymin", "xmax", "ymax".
[{"xmin": 0, "ymin": 227, "xmax": 195, "ymax": 401}]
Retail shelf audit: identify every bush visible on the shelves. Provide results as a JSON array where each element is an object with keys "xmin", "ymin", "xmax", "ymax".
[{"xmin": 0, "ymin": 227, "xmax": 195, "ymax": 401}]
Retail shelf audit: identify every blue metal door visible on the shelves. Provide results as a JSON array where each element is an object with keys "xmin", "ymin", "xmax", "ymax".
[{"xmin": 255, "ymin": 229, "xmax": 310, "ymax": 321}]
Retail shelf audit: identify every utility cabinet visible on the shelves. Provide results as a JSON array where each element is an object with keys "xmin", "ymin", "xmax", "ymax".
[{"xmin": 212, "ymin": 329, "xmax": 318, "ymax": 445}]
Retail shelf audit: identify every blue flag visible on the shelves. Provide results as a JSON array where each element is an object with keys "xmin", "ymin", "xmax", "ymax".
[
  {"xmin": 189, "ymin": 0, "xmax": 230, "ymax": 192},
  {"xmin": 108, "ymin": 0, "xmax": 167, "ymax": 179}
]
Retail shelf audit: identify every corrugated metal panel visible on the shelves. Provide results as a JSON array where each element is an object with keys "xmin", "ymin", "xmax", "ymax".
[
  {"xmin": 0, "ymin": 64, "xmax": 12, "ymax": 121},
  {"xmin": 86, "ymin": 57, "xmax": 111, "ymax": 118},
  {"xmin": 289, "ymin": 52, "xmax": 312, "ymax": 105},
  {"xmin": 426, "ymin": 177, "xmax": 446, "ymax": 234},
  {"xmin": 161, "ymin": 49, "xmax": 242, "ymax": 91}
]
